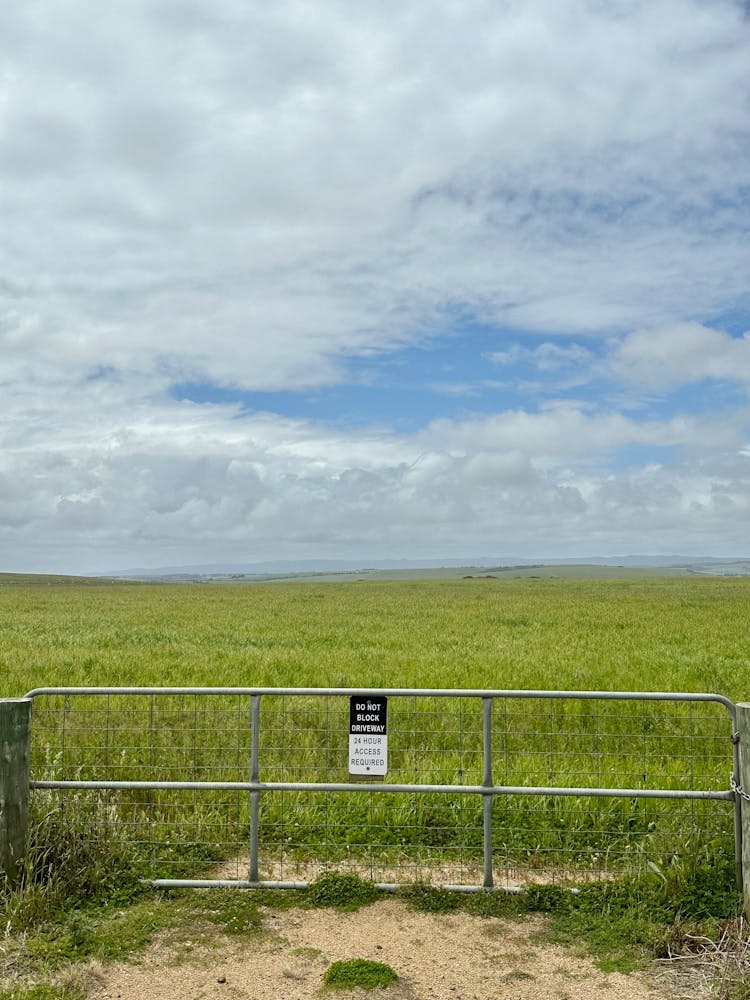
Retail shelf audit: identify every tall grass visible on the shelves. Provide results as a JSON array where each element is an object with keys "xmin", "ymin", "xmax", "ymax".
[
  {"xmin": 2, "ymin": 577, "xmax": 748, "ymax": 915},
  {"xmin": 1, "ymin": 577, "xmax": 748, "ymax": 695}
]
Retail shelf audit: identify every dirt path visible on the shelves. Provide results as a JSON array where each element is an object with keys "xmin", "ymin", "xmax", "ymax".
[{"xmin": 87, "ymin": 898, "xmax": 688, "ymax": 1000}]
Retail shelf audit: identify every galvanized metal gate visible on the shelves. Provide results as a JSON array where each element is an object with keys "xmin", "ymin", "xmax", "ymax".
[{"xmin": 23, "ymin": 686, "xmax": 740, "ymax": 891}]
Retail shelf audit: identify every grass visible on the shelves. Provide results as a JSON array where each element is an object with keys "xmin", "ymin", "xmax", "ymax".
[
  {"xmin": 1, "ymin": 576, "xmax": 747, "ymax": 695},
  {"xmin": 323, "ymin": 958, "xmax": 398, "ymax": 990},
  {"xmin": 305, "ymin": 872, "xmax": 382, "ymax": 911},
  {"xmin": 0, "ymin": 989, "xmax": 83, "ymax": 1000},
  {"xmin": 0, "ymin": 887, "xmax": 301, "ymax": 999},
  {"xmin": 1, "ymin": 577, "xmax": 748, "ymax": 992},
  {"xmin": 400, "ymin": 854, "xmax": 743, "ymax": 972},
  {"xmin": 1, "ymin": 868, "xmax": 748, "ymax": 996},
  {"xmin": 2, "ymin": 577, "xmax": 746, "ymax": 885},
  {"xmin": 17, "ymin": 691, "xmax": 739, "ymax": 894}
]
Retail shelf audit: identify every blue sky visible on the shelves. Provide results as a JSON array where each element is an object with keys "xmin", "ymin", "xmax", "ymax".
[
  {"xmin": 1, "ymin": 0, "xmax": 749, "ymax": 573},
  {"xmin": 173, "ymin": 327, "xmax": 744, "ymax": 441}
]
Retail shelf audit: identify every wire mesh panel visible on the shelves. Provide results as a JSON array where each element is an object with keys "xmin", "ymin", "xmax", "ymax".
[
  {"xmin": 25, "ymin": 687, "xmax": 738, "ymax": 890},
  {"xmin": 488, "ymin": 696, "xmax": 735, "ymax": 885},
  {"xmin": 29, "ymin": 693, "xmax": 256, "ymax": 879}
]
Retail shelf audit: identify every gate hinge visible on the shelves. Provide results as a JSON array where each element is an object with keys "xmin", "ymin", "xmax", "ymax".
[{"xmin": 730, "ymin": 773, "xmax": 750, "ymax": 801}]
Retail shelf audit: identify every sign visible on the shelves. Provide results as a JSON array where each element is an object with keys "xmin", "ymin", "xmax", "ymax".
[{"xmin": 348, "ymin": 695, "xmax": 388, "ymax": 777}]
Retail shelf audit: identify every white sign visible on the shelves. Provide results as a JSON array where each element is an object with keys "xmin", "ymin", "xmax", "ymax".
[{"xmin": 349, "ymin": 696, "xmax": 388, "ymax": 776}]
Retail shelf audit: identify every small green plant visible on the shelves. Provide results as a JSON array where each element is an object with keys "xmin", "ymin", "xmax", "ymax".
[
  {"xmin": 25, "ymin": 901, "xmax": 164, "ymax": 967},
  {"xmin": 402, "ymin": 884, "xmax": 460, "ymax": 913},
  {"xmin": 323, "ymin": 958, "xmax": 398, "ymax": 990},
  {"xmin": 464, "ymin": 889, "xmax": 525, "ymax": 918},
  {"xmin": 197, "ymin": 889, "xmax": 264, "ymax": 934},
  {"xmin": 524, "ymin": 883, "xmax": 574, "ymax": 914},
  {"xmin": 306, "ymin": 872, "xmax": 380, "ymax": 911},
  {"xmin": 0, "ymin": 987, "xmax": 84, "ymax": 1000}
]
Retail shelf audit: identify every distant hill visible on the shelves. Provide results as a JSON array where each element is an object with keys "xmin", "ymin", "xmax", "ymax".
[
  {"xmin": 101, "ymin": 557, "xmax": 750, "ymax": 583},
  {"xmin": 0, "ymin": 572, "xmax": 133, "ymax": 587},
  {"xmin": 2, "ymin": 557, "xmax": 748, "ymax": 586}
]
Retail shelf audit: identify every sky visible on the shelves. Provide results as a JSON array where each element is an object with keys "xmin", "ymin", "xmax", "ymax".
[{"xmin": 1, "ymin": 0, "xmax": 750, "ymax": 575}]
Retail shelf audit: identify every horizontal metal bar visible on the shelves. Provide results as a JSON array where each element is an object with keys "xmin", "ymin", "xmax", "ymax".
[
  {"xmin": 23, "ymin": 686, "xmax": 736, "ymax": 718},
  {"xmin": 148, "ymin": 878, "xmax": 524, "ymax": 893},
  {"xmin": 30, "ymin": 778, "xmax": 734, "ymax": 801}
]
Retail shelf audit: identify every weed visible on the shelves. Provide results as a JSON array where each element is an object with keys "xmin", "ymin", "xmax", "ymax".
[
  {"xmin": 401, "ymin": 884, "xmax": 460, "ymax": 913},
  {"xmin": 1, "ymin": 795, "xmax": 145, "ymax": 933},
  {"xmin": 0, "ymin": 989, "xmax": 84, "ymax": 1000},
  {"xmin": 306, "ymin": 872, "xmax": 380, "ymax": 910},
  {"xmin": 464, "ymin": 889, "xmax": 526, "ymax": 918},
  {"xmin": 190, "ymin": 889, "xmax": 264, "ymax": 935},
  {"xmin": 539, "ymin": 864, "xmax": 741, "ymax": 972},
  {"xmin": 398, "ymin": 866, "xmax": 743, "ymax": 975},
  {"xmin": 292, "ymin": 946, "xmax": 323, "ymax": 959},
  {"xmin": 523, "ymin": 884, "xmax": 574, "ymax": 914},
  {"xmin": 323, "ymin": 958, "xmax": 398, "ymax": 990},
  {"xmin": 25, "ymin": 900, "xmax": 169, "ymax": 968}
]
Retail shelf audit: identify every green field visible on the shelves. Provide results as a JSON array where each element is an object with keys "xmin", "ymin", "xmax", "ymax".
[
  {"xmin": 1, "ymin": 575, "xmax": 748, "ymax": 695},
  {"xmin": 2, "ymin": 575, "xmax": 748, "ymax": 891}
]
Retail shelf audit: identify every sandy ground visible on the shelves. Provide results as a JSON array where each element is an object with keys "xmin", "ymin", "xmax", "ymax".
[{"xmin": 85, "ymin": 898, "xmax": 689, "ymax": 1000}]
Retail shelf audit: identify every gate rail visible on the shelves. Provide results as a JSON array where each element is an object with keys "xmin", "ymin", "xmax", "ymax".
[{"xmin": 10, "ymin": 686, "xmax": 744, "ymax": 891}]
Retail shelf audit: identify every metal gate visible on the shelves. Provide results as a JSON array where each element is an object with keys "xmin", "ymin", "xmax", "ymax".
[{"xmin": 24, "ymin": 686, "xmax": 740, "ymax": 891}]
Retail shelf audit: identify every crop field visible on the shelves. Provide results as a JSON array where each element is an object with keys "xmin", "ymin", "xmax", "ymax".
[{"xmin": 2, "ymin": 575, "xmax": 749, "ymax": 890}]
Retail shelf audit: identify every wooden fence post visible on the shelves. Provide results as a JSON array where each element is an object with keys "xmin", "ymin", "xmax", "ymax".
[{"xmin": 0, "ymin": 698, "xmax": 31, "ymax": 886}]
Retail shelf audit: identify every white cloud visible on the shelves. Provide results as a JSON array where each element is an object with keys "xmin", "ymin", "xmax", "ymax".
[
  {"xmin": 2, "ymin": 0, "xmax": 750, "ymax": 392},
  {"xmin": 488, "ymin": 342, "xmax": 596, "ymax": 372},
  {"xmin": 613, "ymin": 324, "xmax": 750, "ymax": 390},
  {"xmin": 1, "ymin": 1, "xmax": 750, "ymax": 569},
  {"xmin": 1, "ymin": 364, "xmax": 747, "ymax": 570}
]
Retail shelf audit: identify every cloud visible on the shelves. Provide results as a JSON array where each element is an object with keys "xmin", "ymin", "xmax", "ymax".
[
  {"xmin": 1, "ymin": 361, "xmax": 747, "ymax": 571},
  {"xmin": 612, "ymin": 324, "xmax": 750, "ymax": 390},
  {"xmin": 2, "ymin": 0, "xmax": 750, "ymax": 393},
  {"xmin": 488, "ymin": 342, "xmax": 596, "ymax": 372},
  {"xmin": 1, "ymin": 1, "xmax": 750, "ymax": 569}
]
